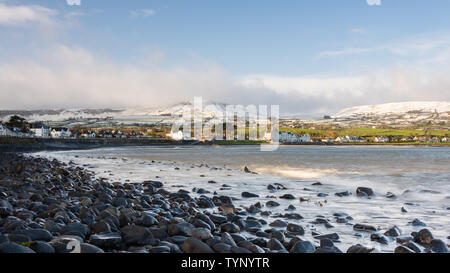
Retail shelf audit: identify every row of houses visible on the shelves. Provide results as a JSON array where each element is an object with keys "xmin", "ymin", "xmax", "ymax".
[
  {"xmin": 334, "ymin": 136, "xmax": 367, "ymax": 143},
  {"xmin": 167, "ymin": 129, "xmax": 274, "ymax": 141},
  {"xmin": 0, "ymin": 124, "xmax": 67, "ymax": 138},
  {"xmin": 332, "ymin": 135, "xmax": 449, "ymax": 143},
  {"xmin": 166, "ymin": 129, "xmax": 450, "ymax": 144},
  {"xmin": 0, "ymin": 124, "xmax": 27, "ymax": 137},
  {"xmin": 3, "ymin": 123, "xmax": 449, "ymax": 143},
  {"xmin": 1, "ymin": 123, "xmax": 160, "ymax": 139},
  {"xmin": 279, "ymin": 132, "xmax": 311, "ymax": 143}
]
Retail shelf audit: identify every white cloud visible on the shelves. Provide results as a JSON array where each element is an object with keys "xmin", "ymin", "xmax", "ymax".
[
  {"xmin": 366, "ymin": 0, "xmax": 381, "ymax": 6},
  {"xmin": 350, "ymin": 28, "xmax": 366, "ymax": 34},
  {"xmin": 66, "ymin": 0, "xmax": 81, "ymax": 6},
  {"xmin": 240, "ymin": 75, "xmax": 364, "ymax": 99},
  {"xmin": 319, "ymin": 46, "xmax": 381, "ymax": 57},
  {"xmin": 130, "ymin": 9, "xmax": 156, "ymax": 19},
  {"xmin": 0, "ymin": 45, "xmax": 230, "ymax": 109},
  {"xmin": 319, "ymin": 32, "xmax": 450, "ymax": 58},
  {"xmin": 0, "ymin": 3, "xmax": 56, "ymax": 26},
  {"xmin": 0, "ymin": 44, "xmax": 449, "ymax": 114}
]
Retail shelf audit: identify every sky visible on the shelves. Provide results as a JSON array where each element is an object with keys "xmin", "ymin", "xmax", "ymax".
[{"xmin": 0, "ymin": 0, "xmax": 450, "ymax": 115}]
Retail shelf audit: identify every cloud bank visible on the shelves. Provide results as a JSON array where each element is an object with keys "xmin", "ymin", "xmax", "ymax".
[
  {"xmin": 0, "ymin": 3, "xmax": 56, "ymax": 26},
  {"xmin": 0, "ymin": 2, "xmax": 449, "ymax": 115},
  {"xmin": 1, "ymin": 44, "xmax": 450, "ymax": 115}
]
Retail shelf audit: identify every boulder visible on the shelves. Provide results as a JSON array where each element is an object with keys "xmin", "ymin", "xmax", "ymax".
[
  {"xmin": 0, "ymin": 199, "xmax": 13, "ymax": 217},
  {"xmin": 409, "ymin": 218, "xmax": 426, "ymax": 227},
  {"xmin": 286, "ymin": 223, "xmax": 305, "ymax": 236},
  {"xmin": 353, "ymin": 223, "xmax": 377, "ymax": 232},
  {"xmin": 356, "ymin": 187, "xmax": 374, "ymax": 197},
  {"xmin": 430, "ymin": 239, "xmax": 448, "ymax": 253},
  {"xmin": 0, "ymin": 242, "xmax": 35, "ymax": 253},
  {"xmin": 89, "ymin": 233, "xmax": 123, "ymax": 250},
  {"xmin": 168, "ymin": 222, "xmax": 194, "ymax": 237},
  {"xmin": 267, "ymin": 238, "xmax": 285, "ymax": 251},
  {"xmin": 191, "ymin": 228, "xmax": 213, "ymax": 241},
  {"xmin": 414, "ymin": 229, "xmax": 433, "ymax": 246},
  {"xmin": 279, "ymin": 194, "xmax": 296, "ymax": 200},
  {"xmin": 182, "ymin": 238, "xmax": 214, "ymax": 253},
  {"xmin": 80, "ymin": 243, "xmax": 105, "ymax": 253},
  {"xmin": 29, "ymin": 241, "xmax": 55, "ymax": 253},
  {"xmin": 394, "ymin": 246, "xmax": 415, "ymax": 253},
  {"xmin": 241, "ymin": 192, "xmax": 259, "ymax": 198},
  {"xmin": 62, "ymin": 222, "xmax": 90, "ymax": 239},
  {"xmin": 121, "ymin": 225, "xmax": 155, "ymax": 246},
  {"xmin": 347, "ymin": 244, "xmax": 375, "ymax": 253},
  {"xmin": 290, "ymin": 241, "xmax": 315, "ymax": 253},
  {"xmin": 313, "ymin": 233, "xmax": 340, "ymax": 242},
  {"xmin": 220, "ymin": 223, "xmax": 240, "ymax": 233},
  {"xmin": 12, "ymin": 229, "xmax": 53, "ymax": 242},
  {"xmin": 384, "ymin": 226, "xmax": 401, "ymax": 237}
]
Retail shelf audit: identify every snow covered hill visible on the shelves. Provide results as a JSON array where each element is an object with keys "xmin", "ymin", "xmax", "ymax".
[
  {"xmin": 0, "ymin": 101, "xmax": 237, "ymax": 123},
  {"xmin": 336, "ymin": 101, "xmax": 450, "ymax": 118},
  {"xmin": 1, "ymin": 101, "xmax": 448, "ymax": 129}
]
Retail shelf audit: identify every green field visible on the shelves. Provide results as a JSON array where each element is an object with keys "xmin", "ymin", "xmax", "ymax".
[{"xmin": 280, "ymin": 127, "xmax": 450, "ymax": 138}]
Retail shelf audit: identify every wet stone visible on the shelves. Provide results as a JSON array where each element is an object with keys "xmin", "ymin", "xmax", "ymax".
[
  {"xmin": 384, "ymin": 226, "xmax": 401, "ymax": 237},
  {"xmin": 182, "ymin": 238, "xmax": 214, "ymax": 253},
  {"xmin": 347, "ymin": 244, "xmax": 375, "ymax": 253},
  {"xmin": 370, "ymin": 233, "xmax": 389, "ymax": 245},
  {"xmin": 89, "ymin": 233, "xmax": 123, "ymax": 250},
  {"xmin": 314, "ymin": 233, "xmax": 340, "ymax": 242},
  {"xmin": 269, "ymin": 220, "xmax": 288, "ymax": 228},
  {"xmin": 414, "ymin": 229, "xmax": 433, "ymax": 246},
  {"xmin": 290, "ymin": 241, "xmax": 316, "ymax": 253},
  {"xmin": 335, "ymin": 191, "xmax": 350, "ymax": 197},
  {"xmin": 409, "ymin": 218, "xmax": 426, "ymax": 227},
  {"xmin": 356, "ymin": 187, "xmax": 374, "ymax": 197},
  {"xmin": 241, "ymin": 192, "xmax": 259, "ymax": 198},
  {"xmin": 266, "ymin": 201, "xmax": 280, "ymax": 207},
  {"xmin": 353, "ymin": 223, "xmax": 377, "ymax": 232}
]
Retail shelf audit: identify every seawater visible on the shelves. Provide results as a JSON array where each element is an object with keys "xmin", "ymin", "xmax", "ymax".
[{"xmin": 34, "ymin": 145, "xmax": 450, "ymax": 252}]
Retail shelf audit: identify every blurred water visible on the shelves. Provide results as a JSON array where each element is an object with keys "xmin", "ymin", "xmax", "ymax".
[{"xmin": 35, "ymin": 145, "xmax": 450, "ymax": 252}]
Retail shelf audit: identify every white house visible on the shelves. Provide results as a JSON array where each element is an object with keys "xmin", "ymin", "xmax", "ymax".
[
  {"xmin": 0, "ymin": 125, "xmax": 24, "ymax": 137},
  {"xmin": 0, "ymin": 124, "xmax": 11, "ymax": 136},
  {"xmin": 279, "ymin": 132, "xmax": 311, "ymax": 143},
  {"xmin": 263, "ymin": 131, "xmax": 273, "ymax": 141},
  {"xmin": 51, "ymin": 128, "xmax": 71, "ymax": 138},
  {"xmin": 81, "ymin": 131, "xmax": 96, "ymax": 138},
  {"xmin": 0, "ymin": 124, "xmax": 7, "ymax": 136},
  {"xmin": 30, "ymin": 124, "xmax": 50, "ymax": 138},
  {"xmin": 168, "ymin": 130, "xmax": 184, "ymax": 140},
  {"xmin": 442, "ymin": 137, "xmax": 449, "ymax": 142},
  {"xmin": 430, "ymin": 137, "xmax": 441, "ymax": 143},
  {"xmin": 374, "ymin": 137, "xmax": 389, "ymax": 143},
  {"xmin": 335, "ymin": 136, "xmax": 348, "ymax": 143}
]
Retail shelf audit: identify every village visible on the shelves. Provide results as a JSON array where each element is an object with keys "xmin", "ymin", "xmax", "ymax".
[{"xmin": 1, "ymin": 115, "xmax": 449, "ymax": 144}]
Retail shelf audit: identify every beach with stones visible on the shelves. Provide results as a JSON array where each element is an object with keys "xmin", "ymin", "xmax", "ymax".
[{"xmin": 0, "ymin": 152, "xmax": 448, "ymax": 254}]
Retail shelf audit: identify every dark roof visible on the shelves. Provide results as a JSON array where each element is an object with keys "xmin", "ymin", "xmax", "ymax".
[{"xmin": 30, "ymin": 123, "xmax": 49, "ymax": 129}]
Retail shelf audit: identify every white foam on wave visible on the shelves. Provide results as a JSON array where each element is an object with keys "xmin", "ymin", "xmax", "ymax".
[{"xmin": 253, "ymin": 165, "xmax": 353, "ymax": 179}]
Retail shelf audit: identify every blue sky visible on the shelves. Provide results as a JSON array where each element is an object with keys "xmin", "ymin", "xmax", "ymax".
[{"xmin": 1, "ymin": 0, "xmax": 450, "ymax": 114}]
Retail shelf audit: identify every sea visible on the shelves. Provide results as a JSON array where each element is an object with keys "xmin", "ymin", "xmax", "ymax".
[{"xmin": 33, "ymin": 145, "xmax": 450, "ymax": 252}]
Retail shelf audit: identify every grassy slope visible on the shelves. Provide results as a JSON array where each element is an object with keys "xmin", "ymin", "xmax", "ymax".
[{"xmin": 280, "ymin": 127, "xmax": 450, "ymax": 137}]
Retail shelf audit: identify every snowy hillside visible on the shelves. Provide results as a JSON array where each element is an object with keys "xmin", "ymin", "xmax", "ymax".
[
  {"xmin": 0, "ymin": 101, "xmax": 240, "ymax": 123},
  {"xmin": 336, "ymin": 101, "xmax": 450, "ymax": 118}
]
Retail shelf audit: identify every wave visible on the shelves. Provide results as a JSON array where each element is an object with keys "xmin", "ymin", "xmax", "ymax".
[{"xmin": 253, "ymin": 165, "xmax": 351, "ymax": 179}]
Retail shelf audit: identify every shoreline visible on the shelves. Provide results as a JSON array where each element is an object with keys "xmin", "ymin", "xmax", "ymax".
[
  {"xmin": 0, "ymin": 152, "xmax": 448, "ymax": 253},
  {"xmin": 1, "ymin": 137, "xmax": 449, "ymax": 153}
]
